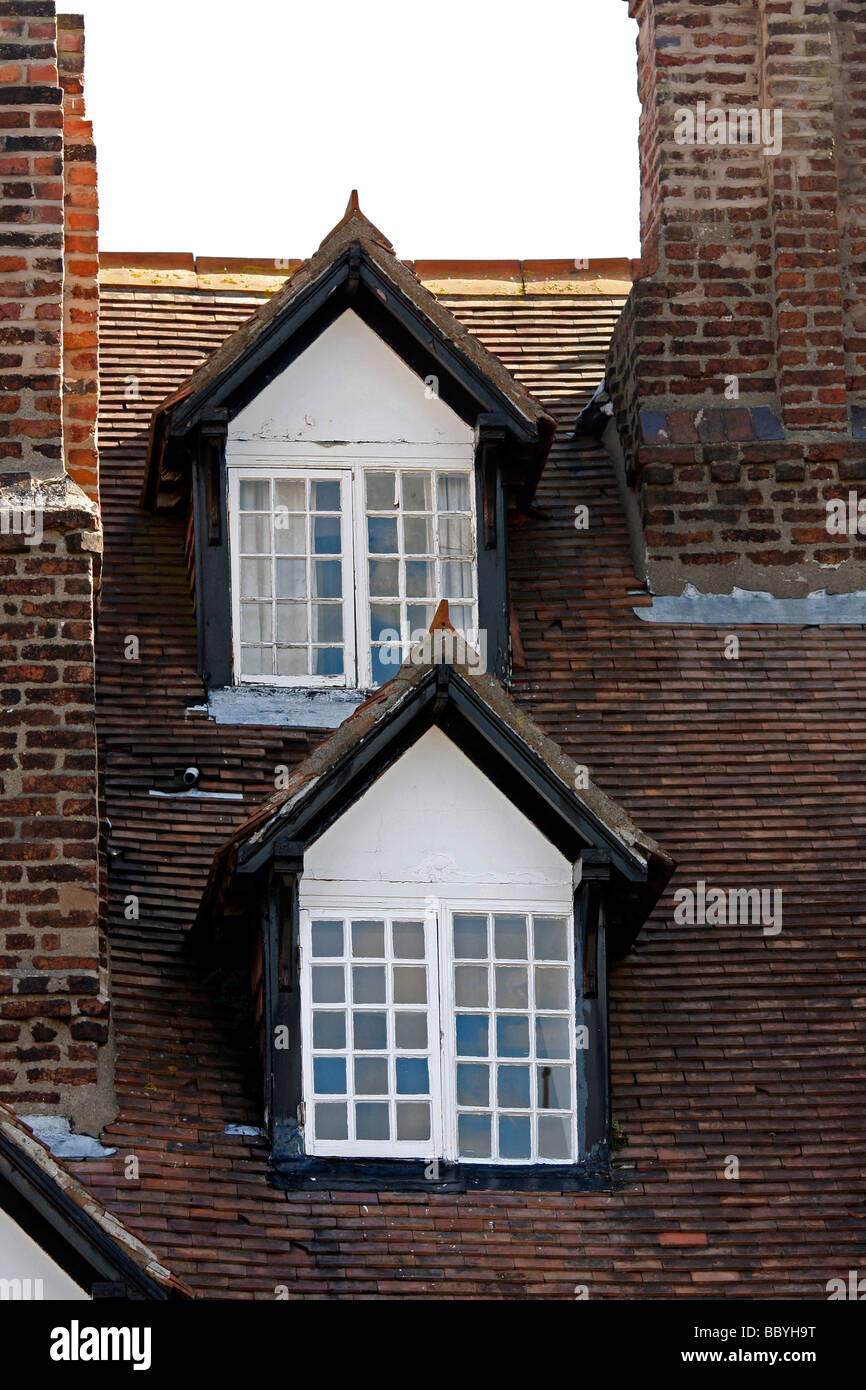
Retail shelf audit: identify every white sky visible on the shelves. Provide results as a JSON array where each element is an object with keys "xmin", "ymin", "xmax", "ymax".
[{"xmin": 72, "ymin": 0, "xmax": 641, "ymax": 261}]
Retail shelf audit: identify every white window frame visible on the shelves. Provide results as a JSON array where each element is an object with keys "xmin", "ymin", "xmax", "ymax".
[
  {"xmin": 227, "ymin": 457, "xmax": 478, "ymax": 691},
  {"xmin": 299, "ymin": 891, "xmax": 578, "ymax": 1165}
]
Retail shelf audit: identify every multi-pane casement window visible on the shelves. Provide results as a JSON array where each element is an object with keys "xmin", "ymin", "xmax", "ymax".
[
  {"xmin": 300, "ymin": 904, "xmax": 577, "ymax": 1164},
  {"xmin": 229, "ymin": 463, "xmax": 478, "ymax": 690}
]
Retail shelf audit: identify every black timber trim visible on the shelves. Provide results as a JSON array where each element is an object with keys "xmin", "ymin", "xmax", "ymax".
[
  {"xmin": 267, "ymin": 870, "xmax": 305, "ymax": 1159},
  {"xmin": 191, "ymin": 415, "xmax": 232, "ymax": 687},
  {"xmin": 0, "ymin": 1129, "xmax": 173, "ymax": 1300},
  {"xmin": 236, "ymin": 667, "xmax": 649, "ymax": 885},
  {"xmin": 475, "ymin": 418, "xmax": 510, "ymax": 682},
  {"xmin": 268, "ymin": 1155, "xmax": 612, "ymax": 1193},
  {"xmin": 574, "ymin": 851, "xmax": 612, "ymax": 1158}
]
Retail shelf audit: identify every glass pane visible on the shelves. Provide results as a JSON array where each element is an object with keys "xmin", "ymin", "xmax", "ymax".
[
  {"xmin": 274, "ymin": 557, "xmax": 305, "ymax": 599},
  {"xmin": 393, "ymin": 966, "xmax": 426, "ymax": 1005},
  {"xmin": 438, "ymin": 515, "xmax": 471, "ymax": 557},
  {"xmin": 535, "ymin": 1016, "xmax": 571, "ymax": 1060},
  {"xmin": 371, "ymin": 646, "xmax": 401, "ymax": 687},
  {"xmin": 365, "ymin": 471, "xmax": 397, "ymax": 509},
  {"xmin": 356, "ymin": 1102, "xmax": 389, "ymax": 1141},
  {"xmin": 315, "ymin": 1102, "xmax": 347, "ymax": 1140},
  {"xmin": 494, "ymin": 916, "xmax": 527, "ymax": 960},
  {"xmin": 240, "ymin": 603, "xmax": 272, "ymax": 643},
  {"xmin": 535, "ymin": 966, "xmax": 569, "ymax": 1010},
  {"xmin": 455, "ymin": 965, "xmax": 488, "ymax": 1008},
  {"xmin": 405, "ymin": 560, "xmax": 434, "ymax": 598},
  {"xmin": 351, "ymin": 920, "xmax": 385, "ymax": 958},
  {"xmin": 392, "ymin": 921, "xmax": 425, "ymax": 959},
  {"xmin": 313, "ymin": 647, "xmax": 343, "ymax": 677},
  {"xmin": 312, "ymin": 603, "xmax": 343, "ymax": 642},
  {"xmin": 313, "ymin": 560, "xmax": 342, "ymax": 599},
  {"xmin": 495, "ymin": 966, "xmax": 528, "ymax": 1010},
  {"xmin": 274, "ymin": 513, "xmax": 306, "ymax": 554},
  {"xmin": 406, "ymin": 603, "xmax": 433, "ymax": 638},
  {"xmin": 537, "ymin": 1064, "xmax": 571, "ymax": 1110},
  {"xmin": 456, "ymin": 1062, "xmax": 489, "ymax": 1108},
  {"xmin": 240, "ymin": 557, "xmax": 271, "ymax": 599},
  {"xmin": 395, "ymin": 1057, "xmax": 429, "ymax": 1095},
  {"xmin": 437, "ymin": 473, "xmax": 470, "ymax": 512},
  {"xmin": 403, "ymin": 515, "xmax": 432, "ymax": 555},
  {"xmin": 368, "ymin": 515, "xmax": 399, "ymax": 554},
  {"xmin": 353, "ymin": 1011, "xmax": 386, "ymax": 1050},
  {"xmin": 311, "ymin": 966, "xmax": 344, "ymax": 1004},
  {"xmin": 395, "ymin": 1012, "xmax": 427, "ymax": 1049},
  {"xmin": 239, "ymin": 479, "xmax": 269, "ymax": 510},
  {"xmin": 458, "ymin": 1112, "xmax": 491, "ymax": 1159},
  {"xmin": 240, "ymin": 514, "xmax": 269, "ymax": 553},
  {"xmin": 313, "ymin": 1056, "xmax": 346, "ymax": 1094},
  {"xmin": 401, "ymin": 472, "xmax": 431, "ymax": 511},
  {"xmin": 497, "ymin": 1065, "xmax": 530, "ymax": 1109},
  {"xmin": 368, "ymin": 559, "xmax": 399, "ymax": 598},
  {"xmin": 499, "ymin": 1113, "xmax": 531, "ymax": 1160},
  {"xmin": 441, "ymin": 561, "xmax": 473, "ymax": 600},
  {"xmin": 354, "ymin": 1057, "xmax": 388, "ymax": 1095},
  {"xmin": 455, "ymin": 1013, "xmax": 488, "ymax": 1057},
  {"xmin": 538, "ymin": 1114, "xmax": 572, "ymax": 1161},
  {"xmin": 370, "ymin": 602, "xmax": 400, "ymax": 642},
  {"xmin": 352, "ymin": 966, "xmax": 386, "ymax": 1004},
  {"xmin": 240, "ymin": 646, "xmax": 272, "ymax": 677},
  {"xmin": 312, "ymin": 1011, "xmax": 346, "ymax": 1049},
  {"xmin": 276, "ymin": 647, "xmax": 309, "ymax": 677},
  {"xmin": 313, "ymin": 516, "xmax": 341, "ymax": 555},
  {"xmin": 396, "ymin": 1102, "xmax": 430, "ymax": 1141},
  {"xmin": 450, "ymin": 605, "xmax": 473, "ymax": 638},
  {"xmin": 534, "ymin": 918, "xmax": 569, "ymax": 961},
  {"xmin": 274, "ymin": 478, "xmax": 305, "ymax": 510},
  {"xmin": 453, "ymin": 914, "xmax": 487, "ymax": 959},
  {"xmin": 497, "ymin": 1014, "xmax": 529, "ymax": 1058},
  {"xmin": 312, "ymin": 479, "xmax": 340, "ymax": 512},
  {"xmin": 275, "ymin": 602, "xmax": 307, "ymax": 644},
  {"xmin": 311, "ymin": 921, "xmax": 343, "ymax": 957}
]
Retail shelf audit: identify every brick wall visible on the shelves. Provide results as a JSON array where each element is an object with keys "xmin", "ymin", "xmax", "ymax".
[
  {"xmin": 608, "ymin": 0, "xmax": 866, "ymax": 596},
  {"xmin": 0, "ymin": 3, "xmax": 110, "ymax": 1132}
]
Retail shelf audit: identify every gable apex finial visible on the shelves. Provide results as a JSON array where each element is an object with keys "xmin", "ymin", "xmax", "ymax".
[{"xmin": 345, "ymin": 189, "xmax": 361, "ymax": 217}]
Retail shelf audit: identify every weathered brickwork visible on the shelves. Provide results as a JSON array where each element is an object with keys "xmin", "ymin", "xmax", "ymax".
[
  {"xmin": 0, "ymin": 3, "xmax": 109, "ymax": 1131},
  {"xmin": 609, "ymin": 0, "xmax": 866, "ymax": 595}
]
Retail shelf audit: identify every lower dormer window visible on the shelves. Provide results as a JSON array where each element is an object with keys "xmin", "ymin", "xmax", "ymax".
[
  {"xmin": 229, "ymin": 463, "xmax": 477, "ymax": 690},
  {"xmin": 300, "ymin": 904, "xmax": 577, "ymax": 1164}
]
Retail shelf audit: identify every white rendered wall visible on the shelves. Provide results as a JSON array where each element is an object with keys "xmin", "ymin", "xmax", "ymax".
[
  {"xmin": 228, "ymin": 310, "xmax": 473, "ymax": 454},
  {"xmin": 301, "ymin": 727, "xmax": 572, "ymax": 909},
  {"xmin": 0, "ymin": 1206, "xmax": 89, "ymax": 1300}
]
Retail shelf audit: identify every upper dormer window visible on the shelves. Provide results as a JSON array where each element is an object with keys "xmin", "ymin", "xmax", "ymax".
[{"xmin": 229, "ymin": 460, "xmax": 477, "ymax": 689}]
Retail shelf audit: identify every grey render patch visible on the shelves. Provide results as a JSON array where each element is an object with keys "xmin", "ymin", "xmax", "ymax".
[
  {"xmin": 19, "ymin": 1116, "xmax": 117, "ymax": 1160},
  {"xmin": 634, "ymin": 586, "xmax": 866, "ymax": 626},
  {"xmin": 208, "ymin": 685, "xmax": 368, "ymax": 730}
]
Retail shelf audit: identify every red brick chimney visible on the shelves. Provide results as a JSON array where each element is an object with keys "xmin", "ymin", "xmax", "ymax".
[
  {"xmin": 607, "ymin": 0, "xmax": 866, "ymax": 596},
  {"xmin": 0, "ymin": 3, "xmax": 110, "ymax": 1133}
]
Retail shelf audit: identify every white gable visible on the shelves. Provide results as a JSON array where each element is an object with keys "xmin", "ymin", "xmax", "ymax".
[
  {"xmin": 228, "ymin": 310, "xmax": 473, "ymax": 448},
  {"xmin": 301, "ymin": 727, "xmax": 571, "ymax": 905},
  {"xmin": 0, "ymin": 1206, "xmax": 89, "ymax": 1300}
]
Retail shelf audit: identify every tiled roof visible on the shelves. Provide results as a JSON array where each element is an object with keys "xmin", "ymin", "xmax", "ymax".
[{"xmin": 74, "ymin": 264, "xmax": 866, "ymax": 1298}]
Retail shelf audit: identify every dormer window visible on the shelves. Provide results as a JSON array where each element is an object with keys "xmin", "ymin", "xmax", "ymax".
[
  {"xmin": 143, "ymin": 195, "xmax": 557, "ymax": 724},
  {"xmin": 229, "ymin": 461, "xmax": 477, "ymax": 688}
]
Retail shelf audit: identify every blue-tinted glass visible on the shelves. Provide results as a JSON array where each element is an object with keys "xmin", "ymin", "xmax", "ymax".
[
  {"xmin": 455, "ymin": 1013, "xmax": 488, "ymax": 1057},
  {"xmin": 313, "ymin": 560, "xmax": 342, "ymax": 598},
  {"xmin": 497, "ymin": 1014, "xmax": 529, "ymax": 1058},
  {"xmin": 453, "ymin": 915, "xmax": 487, "ymax": 959},
  {"xmin": 353, "ymin": 1011, "xmax": 387, "ymax": 1050},
  {"xmin": 535, "ymin": 1016, "xmax": 570, "ymax": 1060},
  {"xmin": 356, "ymin": 1102, "xmax": 389, "ymax": 1141},
  {"xmin": 313, "ymin": 1057, "xmax": 346, "ymax": 1095},
  {"xmin": 497, "ymin": 1065, "xmax": 530, "ymax": 1109},
  {"xmin": 313, "ymin": 516, "xmax": 341, "ymax": 554},
  {"xmin": 367, "ymin": 515, "xmax": 399, "ymax": 554},
  {"xmin": 312, "ymin": 1012, "xmax": 346, "ymax": 1049},
  {"xmin": 395, "ymin": 1057, "xmax": 429, "ymax": 1095},
  {"xmin": 456, "ymin": 1062, "xmax": 489, "ymax": 1107},
  {"xmin": 498, "ymin": 1113, "xmax": 531, "ymax": 1160},
  {"xmin": 457, "ymin": 1112, "xmax": 491, "ymax": 1159},
  {"xmin": 314, "ymin": 647, "xmax": 343, "ymax": 676},
  {"xmin": 311, "ymin": 921, "xmax": 343, "ymax": 957},
  {"xmin": 312, "ymin": 480, "xmax": 340, "ymax": 512},
  {"xmin": 311, "ymin": 966, "xmax": 344, "ymax": 1003},
  {"xmin": 534, "ymin": 917, "xmax": 569, "ymax": 961},
  {"xmin": 371, "ymin": 645, "xmax": 401, "ymax": 688},
  {"xmin": 369, "ymin": 603, "xmax": 400, "ymax": 641}
]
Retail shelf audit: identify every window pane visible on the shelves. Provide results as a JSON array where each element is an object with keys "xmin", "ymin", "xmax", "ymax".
[
  {"xmin": 312, "ymin": 966, "xmax": 344, "ymax": 1003},
  {"xmin": 499, "ymin": 1113, "xmax": 531, "ymax": 1160},
  {"xmin": 276, "ymin": 647, "xmax": 309, "ymax": 677},
  {"xmin": 441, "ymin": 561, "xmax": 473, "ymax": 600},
  {"xmin": 312, "ymin": 1012, "xmax": 346, "ymax": 1049},
  {"xmin": 313, "ymin": 647, "xmax": 343, "ymax": 677},
  {"xmin": 353, "ymin": 1011, "xmax": 387, "ymax": 1051},
  {"xmin": 274, "ymin": 558, "xmax": 306, "ymax": 599},
  {"xmin": 455, "ymin": 965, "xmax": 488, "ymax": 1008},
  {"xmin": 312, "ymin": 560, "xmax": 342, "ymax": 599},
  {"xmin": 453, "ymin": 915, "xmax": 487, "ymax": 959},
  {"xmin": 352, "ymin": 966, "xmax": 386, "ymax": 1004},
  {"xmin": 240, "ymin": 646, "xmax": 272, "ymax": 677},
  {"xmin": 494, "ymin": 916, "xmax": 527, "ymax": 960},
  {"xmin": 395, "ymin": 1012, "xmax": 427, "ymax": 1049},
  {"xmin": 371, "ymin": 646, "xmax": 400, "ymax": 687},
  {"xmin": 240, "ymin": 557, "xmax": 271, "ymax": 598},
  {"xmin": 315, "ymin": 1103, "xmax": 347, "ymax": 1140},
  {"xmin": 356, "ymin": 1102, "xmax": 390, "ymax": 1141},
  {"xmin": 535, "ymin": 1016, "xmax": 570, "ymax": 1060},
  {"xmin": 497, "ymin": 1014, "xmax": 529, "ymax": 1058},
  {"xmin": 458, "ymin": 1112, "xmax": 491, "ymax": 1159},
  {"xmin": 311, "ymin": 603, "xmax": 343, "ymax": 643},
  {"xmin": 393, "ymin": 966, "xmax": 426, "ymax": 1005},
  {"xmin": 437, "ymin": 473, "xmax": 470, "ymax": 512},
  {"xmin": 240, "ymin": 479, "xmax": 269, "ymax": 510},
  {"xmin": 537, "ymin": 1065, "xmax": 571, "ymax": 1111},
  {"xmin": 370, "ymin": 602, "xmax": 400, "ymax": 641},
  {"xmin": 455, "ymin": 1014, "xmax": 488, "ymax": 1057},
  {"xmin": 456, "ymin": 1062, "xmax": 489, "ymax": 1108},
  {"xmin": 538, "ymin": 1114, "xmax": 572, "ymax": 1161},
  {"xmin": 274, "ymin": 513, "xmax": 306, "ymax": 554},
  {"xmin": 534, "ymin": 918, "xmax": 569, "ymax": 961},
  {"xmin": 366, "ymin": 471, "xmax": 397, "ymax": 509},
  {"xmin": 312, "ymin": 479, "xmax": 341, "ymax": 512},
  {"xmin": 368, "ymin": 515, "xmax": 398, "ymax": 554},
  {"xmin": 403, "ymin": 515, "xmax": 433, "ymax": 555},
  {"xmin": 240, "ymin": 514, "xmax": 270, "ymax": 553},
  {"xmin": 240, "ymin": 603, "xmax": 272, "ymax": 643},
  {"xmin": 397, "ymin": 1102, "xmax": 430, "ymax": 1141},
  {"xmin": 438, "ymin": 515, "xmax": 471, "ymax": 557},
  {"xmin": 313, "ymin": 516, "xmax": 341, "ymax": 555},
  {"xmin": 498, "ymin": 1065, "xmax": 530, "ymax": 1109},
  {"xmin": 405, "ymin": 560, "xmax": 434, "ymax": 598},
  {"xmin": 354, "ymin": 1057, "xmax": 388, "ymax": 1095},
  {"xmin": 276, "ymin": 602, "xmax": 308, "ymax": 644},
  {"xmin": 313, "ymin": 1057, "xmax": 346, "ymax": 1094},
  {"xmin": 311, "ymin": 921, "xmax": 343, "ymax": 957},
  {"xmin": 351, "ymin": 920, "xmax": 385, "ymax": 958},
  {"xmin": 495, "ymin": 966, "xmax": 528, "ymax": 1010},
  {"xmin": 392, "ymin": 921, "xmax": 425, "ymax": 959},
  {"xmin": 368, "ymin": 559, "xmax": 399, "ymax": 598},
  {"xmin": 396, "ymin": 1057, "xmax": 428, "ymax": 1094},
  {"xmin": 401, "ymin": 472, "xmax": 431, "ymax": 511},
  {"xmin": 274, "ymin": 478, "xmax": 305, "ymax": 510},
  {"xmin": 535, "ymin": 966, "xmax": 569, "ymax": 1010}
]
